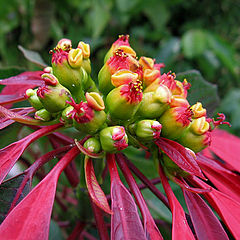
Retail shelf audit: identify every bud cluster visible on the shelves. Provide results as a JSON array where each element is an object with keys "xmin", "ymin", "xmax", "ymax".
[{"xmin": 25, "ymin": 35, "xmax": 214, "ymax": 155}]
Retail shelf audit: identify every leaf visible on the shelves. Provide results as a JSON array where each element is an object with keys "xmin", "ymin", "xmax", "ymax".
[
  {"xmin": 181, "ymin": 29, "xmax": 208, "ymax": 58},
  {"xmin": 0, "ymin": 107, "xmax": 35, "ymax": 129},
  {"xmin": 107, "ymin": 154, "xmax": 147, "ymax": 240},
  {"xmin": 49, "ymin": 220, "xmax": 64, "ymax": 240},
  {"xmin": 0, "ymin": 173, "xmax": 31, "ymax": 223},
  {"xmin": 183, "ymin": 189, "xmax": 229, "ymax": 240},
  {"xmin": 197, "ymin": 153, "xmax": 240, "ymax": 203},
  {"xmin": 85, "ymin": 157, "xmax": 112, "ymax": 214},
  {"xmin": 155, "ymin": 138, "xmax": 204, "ymax": 178},
  {"xmin": 18, "ymin": 46, "xmax": 47, "ymax": 68},
  {"xmin": 158, "ymin": 164, "xmax": 195, "ymax": 240},
  {"xmin": 0, "ymin": 146, "xmax": 80, "ymax": 240},
  {"xmin": 0, "ymin": 71, "xmax": 44, "ymax": 86},
  {"xmin": 0, "ymin": 67, "xmax": 25, "ymax": 79},
  {"xmin": 0, "ymin": 123, "xmax": 63, "ymax": 184},
  {"xmin": 208, "ymin": 129, "xmax": 240, "ymax": 171},
  {"xmin": 192, "ymin": 177, "xmax": 240, "ymax": 240},
  {"xmin": 116, "ymin": 153, "xmax": 163, "ymax": 240},
  {"xmin": 176, "ymin": 70, "xmax": 220, "ymax": 116}
]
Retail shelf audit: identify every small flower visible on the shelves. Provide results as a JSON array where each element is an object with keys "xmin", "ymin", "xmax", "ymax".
[
  {"xmin": 98, "ymin": 49, "xmax": 139, "ymax": 95},
  {"xmin": 36, "ymin": 73, "xmax": 71, "ymax": 113},
  {"xmin": 99, "ymin": 126, "xmax": 128, "ymax": 152},
  {"xmin": 133, "ymin": 120, "xmax": 162, "ymax": 141},
  {"xmin": 159, "ymin": 106, "xmax": 193, "ymax": 140},
  {"xmin": 106, "ymin": 80, "xmax": 143, "ymax": 121}
]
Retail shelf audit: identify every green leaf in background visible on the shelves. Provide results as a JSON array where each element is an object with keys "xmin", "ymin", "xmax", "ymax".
[
  {"xmin": 49, "ymin": 220, "xmax": 64, "ymax": 240},
  {"xmin": 177, "ymin": 70, "xmax": 220, "ymax": 116},
  {"xmin": 218, "ymin": 89, "xmax": 240, "ymax": 131},
  {"xmin": 89, "ymin": 1, "xmax": 111, "ymax": 38},
  {"xmin": 18, "ymin": 45, "xmax": 47, "ymax": 68},
  {"xmin": 181, "ymin": 29, "xmax": 208, "ymax": 58},
  {"xmin": 0, "ymin": 173, "xmax": 31, "ymax": 223},
  {"xmin": 0, "ymin": 67, "xmax": 25, "ymax": 79},
  {"xmin": 155, "ymin": 37, "xmax": 180, "ymax": 66},
  {"xmin": 207, "ymin": 33, "xmax": 239, "ymax": 78}
]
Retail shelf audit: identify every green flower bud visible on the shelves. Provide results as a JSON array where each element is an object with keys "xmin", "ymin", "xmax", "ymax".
[
  {"xmin": 177, "ymin": 117, "xmax": 211, "ymax": 152},
  {"xmin": 106, "ymin": 81, "xmax": 143, "ymax": 121},
  {"xmin": 137, "ymin": 84, "xmax": 172, "ymax": 119},
  {"xmin": 163, "ymin": 154, "xmax": 190, "ymax": 177},
  {"xmin": 83, "ymin": 137, "xmax": 101, "ymax": 153},
  {"xmin": 34, "ymin": 108, "xmax": 52, "ymax": 121},
  {"xmin": 25, "ymin": 89, "xmax": 43, "ymax": 110},
  {"xmin": 99, "ymin": 126, "xmax": 128, "ymax": 153},
  {"xmin": 66, "ymin": 98, "xmax": 106, "ymax": 134},
  {"xmin": 134, "ymin": 120, "xmax": 162, "ymax": 141},
  {"xmin": 159, "ymin": 106, "xmax": 192, "ymax": 140},
  {"xmin": 61, "ymin": 105, "xmax": 74, "ymax": 124},
  {"xmin": 37, "ymin": 73, "xmax": 71, "ymax": 113}
]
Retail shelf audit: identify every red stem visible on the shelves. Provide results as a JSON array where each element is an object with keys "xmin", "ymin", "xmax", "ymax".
[
  {"xmin": 90, "ymin": 199, "xmax": 110, "ymax": 240},
  {"xmin": 123, "ymin": 155, "xmax": 170, "ymax": 209}
]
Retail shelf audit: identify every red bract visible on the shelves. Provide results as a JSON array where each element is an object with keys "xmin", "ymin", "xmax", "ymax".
[
  {"xmin": 0, "ymin": 123, "xmax": 63, "ymax": 184},
  {"xmin": 158, "ymin": 164, "xmax": 195, "ymax": 240},
  {"xmin": 107, "ymin": 154, "xmax": 147, "ymax": 240},
  {"xmin": 0, "ymin": 146, "xmax": 80, "ymax": 240}
]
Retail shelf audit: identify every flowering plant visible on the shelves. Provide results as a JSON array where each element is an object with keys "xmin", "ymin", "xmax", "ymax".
[{"xmin": 0, "ymin": 35, "xmax": 240, "ymax": 240}]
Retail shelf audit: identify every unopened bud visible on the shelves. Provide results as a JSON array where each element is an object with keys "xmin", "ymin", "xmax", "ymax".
[
  {"xmin": 85, "ymin": 92, "xmax": 105, "ymax": 111},
  {"xmin": 99, "ymin": 126, "xmax": 128, "ymax": 152},
  {"xmin": 34, "ymin": 108, "xmax": 52, "ymax": 121},
  {"xmin": 25, "ymin": 89, "xmax": 43, "ymax": 110},
  {"xmin": 83, "ymin": 137, "xmax": 101, "ymax": 153},
  {"xmin": 77, "ymin": 41, "xmax": 90, "ymax": 59},
  {"xmin": 137, "ymin": 84, "xmax": 172, "ymax": 119},
  {"xmin": 134, "ymin": 120, "xmax": 162, "ymax": 140}
]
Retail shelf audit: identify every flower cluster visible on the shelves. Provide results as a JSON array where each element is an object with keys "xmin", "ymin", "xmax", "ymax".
[{"xmin": 0, "ymin": 35, "xmax": 239, "ymax": 240}]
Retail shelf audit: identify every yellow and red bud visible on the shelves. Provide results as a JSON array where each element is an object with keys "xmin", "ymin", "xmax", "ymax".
[
  {"xmin": 139, "ymin": 56, "xmax": 155, "ymax": 70},
  {"xmin": 170, "ymin": 95, "xmax": 190, "ymax": 108},
  {"xmin": 99, "ymin": 126, "xmax": 128, "ymax": 152},
  {"xmin": 85, "ymin": 92, "xmax": 105, "ymax": 111},
  {"xmin": 56, "ymin": 38, "xmax": 72, "ymax": 51},
  {"xmin": 190, "ymin": 102, "xmax": 206, "ymax": 118},
  {"xmin": 143, "ymin": 69, "xmax": 160, "ymax": 87},
  {"xmin": 190, "ymin": 117, "xmax": 210, "ymax": 135},
  {"xmin": 159, "ymin": 106, "xmax": 192, "ymax": 140},
  {"xmin": 106, "ymin": 81, "xmax": 143, "ymax": 121},
  {"xmin": 111, "ymin": 69, "xmax": 138, "ymax": 87}
]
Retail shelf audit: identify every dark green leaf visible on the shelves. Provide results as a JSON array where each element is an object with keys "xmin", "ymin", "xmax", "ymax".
[
  {"xmin": 18, "ymin": 45, "xmax": 47, "ymax": 68},
  {"xmin": 0, "ymin": 173, "xmax": 31, "ymax": 223},
  {"xmin": 0, "ymin": 67, "xmax": 25, "ymax": 79},
  {"xmin": 177, "ymin": 70, "xmax": 220, "ymax": 116}
]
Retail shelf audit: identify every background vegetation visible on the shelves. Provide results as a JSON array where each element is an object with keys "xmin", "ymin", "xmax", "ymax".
[{"xmin": 0, "ymin": 0, "xmax": 239, "ymax": 238}]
